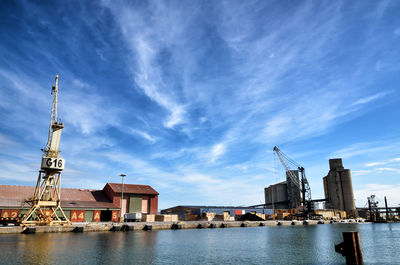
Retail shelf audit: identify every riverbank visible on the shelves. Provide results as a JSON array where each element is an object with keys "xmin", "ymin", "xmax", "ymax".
[{"xmin": 0, "ymin": 219, "xmax": 365, "ymax": 234}]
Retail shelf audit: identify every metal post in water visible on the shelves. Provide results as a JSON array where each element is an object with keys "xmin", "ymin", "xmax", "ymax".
[{"xmin": 335, "ymin": 231, "xmax": 363, "ymax": 265}]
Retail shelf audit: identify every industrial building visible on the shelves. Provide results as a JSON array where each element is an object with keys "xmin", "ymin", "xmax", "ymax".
[
  {"xmin": 264, "ymin": 170, "xmax": 301, "ymax": 209},
  {"xmin": 161, "ymin": 205, "xmax": 273, "ymax": 221},
  {"xmin": 323, "ymin": 159, "xmax": 357, "ymax": 217},
  {"xmin": 0, "ymin": 183, "xmax": 158, "ymax": 222}
]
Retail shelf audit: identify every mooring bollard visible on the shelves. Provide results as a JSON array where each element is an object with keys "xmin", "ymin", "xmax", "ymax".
[
  {"xmin": 143, "ymin": 225, "xmax": 152, "ymax": 231},
  {"xmin": 335, "ymin": 231, "xmax": 363, "ymax": 265},
  {"xmin": 72, "ymin": 226, "xmax": 84, "ymax": 233},
  {"xmin": 22, "ymin": 226, "xmax": 36, "ymax": 234},
  {"xmin": 171, "ymin": 223, "xmax": 182, "ymax": 230}
]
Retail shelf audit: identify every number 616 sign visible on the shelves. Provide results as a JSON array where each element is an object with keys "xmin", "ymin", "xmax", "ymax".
[{"xmin": 41, "ymin": 157, "xmax": 65, "ymax": 170}]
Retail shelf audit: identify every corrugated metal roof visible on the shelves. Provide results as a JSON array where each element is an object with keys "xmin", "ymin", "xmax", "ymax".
[
  {"xmin": 0, "ymin": 185, "xmax": 118, "ymax": 209},
  {"xmin": 106, "ymin": 183, "xmax": 159, "ymax": 195}
]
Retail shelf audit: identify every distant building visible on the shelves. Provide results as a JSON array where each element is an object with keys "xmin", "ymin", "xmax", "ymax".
[
  {"xmin": 103, "ymin": 183, "xmax": 159, "ymax": 216},
  {"xmin": 161, "ymin": 205, "xmax": 273, "ymax": 221},
  {"xmin": 323, "ymin": 159, "xmax": 357, "ymax": 217},
  {"xmin": 264, "ymin": 181, "xmax": 289, "ymax": 209},
  {"xmin": 0, "ymin": 182, "xmax": 158, "ymax": 222},
  {"xmin": 264, "ymin": 170, "xmax": 301, "ymax": 209}
]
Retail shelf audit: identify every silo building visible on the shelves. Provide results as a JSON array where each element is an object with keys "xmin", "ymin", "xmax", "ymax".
[
  {"xmin": 323, "ymin": 159, "xmax": 357, "ymax": 217},
  {"xmin": 264, "ymin": 170, "xmax": 301, "ymax": 209}
]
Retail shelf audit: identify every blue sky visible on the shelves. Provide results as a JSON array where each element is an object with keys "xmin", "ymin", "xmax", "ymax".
[{"xmin": 1, "ymin": 1, "xmax": 400, "ymax": 209}]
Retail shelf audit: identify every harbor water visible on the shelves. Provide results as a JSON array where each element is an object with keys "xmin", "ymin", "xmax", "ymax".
[{"xmin": 0, "ymin": 223, "xmax": 399, "ymax": 264}]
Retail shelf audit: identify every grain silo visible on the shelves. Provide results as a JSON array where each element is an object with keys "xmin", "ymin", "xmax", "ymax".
[{"xmin": 323, "ymin": 159, "xmax": 357, "ymax": 217}]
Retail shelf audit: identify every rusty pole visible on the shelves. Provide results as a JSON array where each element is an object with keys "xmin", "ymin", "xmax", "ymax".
[{"xmin": 335, "ymin": 231, "xmax": 363, "ymax": 265}]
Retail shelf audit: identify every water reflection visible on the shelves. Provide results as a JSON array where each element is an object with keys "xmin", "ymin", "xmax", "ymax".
[{"xmin": 0, "ymin": 223, "xmax": 399, "ymax": 264}]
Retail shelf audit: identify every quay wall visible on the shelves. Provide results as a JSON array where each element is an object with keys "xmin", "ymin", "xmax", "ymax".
[{"xmin": 0, "ymin": 219, "xmax": 362, "ymax": 234}]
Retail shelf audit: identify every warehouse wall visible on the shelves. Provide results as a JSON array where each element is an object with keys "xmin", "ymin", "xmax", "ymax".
[{"xmin": 150, "ymin": 196, "xmax": 158, "ymax": 214}]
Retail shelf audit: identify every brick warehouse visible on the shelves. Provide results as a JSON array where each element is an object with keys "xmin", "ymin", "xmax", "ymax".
[{"xmin": 0, "ymin": 183, "xmax": 158, "ymax": 222}]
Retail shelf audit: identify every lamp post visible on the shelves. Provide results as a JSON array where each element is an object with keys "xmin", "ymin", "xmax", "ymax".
[{"xmin": 120, "ymin": 174, "xmax": 126, "ymax": 222}]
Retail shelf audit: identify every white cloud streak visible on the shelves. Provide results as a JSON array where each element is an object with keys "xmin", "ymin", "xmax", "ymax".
[
  {"xmin": 104, "ymin": 1, "xmax": 187, "ymax": 129},
  {"xmin": 352, "ymin": 91, "xmax": 389, "ymax": 106},
  {"xmin": 128, "ymin": 128, "xmax": 156, "ymax": 143},
  {"xmin": 210, "ymin": 143, "xmax": 226, "ymax": 163}
]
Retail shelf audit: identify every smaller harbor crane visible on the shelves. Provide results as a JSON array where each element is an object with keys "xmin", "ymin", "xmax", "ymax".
[
  {"xmin": 273, "ymin": 146, "xmax": 316, "ymax": 218},
  {"xmin": 19, "ymin": 75, "xmax": 70, "ymax": 226}
]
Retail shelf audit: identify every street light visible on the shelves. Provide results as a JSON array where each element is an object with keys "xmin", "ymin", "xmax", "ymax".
[{"xmin": 120, "ymin": 174, "xmax": 126, "ymax": 222}]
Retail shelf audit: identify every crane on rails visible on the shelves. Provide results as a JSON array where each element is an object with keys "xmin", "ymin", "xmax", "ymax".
[
  {"xmin": 273, "ymin": 146, "xmax": 316, "ymax": 219},
  {"xmin": 19, "ymin": 75, "xmax": 70, "ymax": 226}
]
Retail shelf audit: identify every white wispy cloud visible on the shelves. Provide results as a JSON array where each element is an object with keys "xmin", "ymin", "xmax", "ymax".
[
  {"xmin": 72, "ymin": 79, "xmax": 89, "ymax": 88},
  {"xmin": 62, "ymin": 88, "xmax": 120, "ymax": 135},
  {"xmin": 352, "ymin": 170, "xmax": 374, "ymax": 176},
  {"xmin": 352, "ymin": 91, "xmax": 389, "ymax": 106},
  {"xmin": 375, "ymin": 167, "xmax": 400, "ymax": 174},
  {"xmin": 0, "ymin": 133, "xmax": 16, "ymax": 147},
  {"xmin": 104, "ymin": 1, "xmax": 187, "ymax": 129},
  {"xmin": 181, "ymin": 173, "xmax": 222, "ymax": 185},
  {"xmin": 210, "ymin": 143, "xmax": 226, "ymax": 163},
  {"xmin": 364, "ymin": 161, "xmax": 386, "ymax": 167},
  {"xmin": 330, "ymin": 141, "xmax": 400, "ymax": 159},
  {"xmin": 364, "ymin": 157, "xmax": 400, "ymax": 168},
  {"xmin": 128, "ymin": 128, "xmax": 156, "ymax": 143}
]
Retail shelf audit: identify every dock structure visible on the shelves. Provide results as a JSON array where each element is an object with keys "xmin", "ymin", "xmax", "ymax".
[{"xmin": 0, "ymin": 219, "xmax": 362, "ymax": 234}]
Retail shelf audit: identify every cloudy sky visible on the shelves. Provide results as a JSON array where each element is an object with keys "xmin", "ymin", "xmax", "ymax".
[{"xmin": 1, "ymin": 1, "xmax": 400, "ymax": 209}]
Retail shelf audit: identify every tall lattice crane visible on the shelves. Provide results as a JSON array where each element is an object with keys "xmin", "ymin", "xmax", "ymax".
[
  {"xmin": 273, "ymin": 146, "xmax": 313, "ymax": 212},
  {"xmin": 20, "ymin": 75, "xmax": 70, "ymax": 226}
]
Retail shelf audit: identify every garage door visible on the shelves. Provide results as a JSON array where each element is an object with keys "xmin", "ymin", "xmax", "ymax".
[{"xmin": 129, "ymin": 195, "xmax": 142, "ymax": 213}]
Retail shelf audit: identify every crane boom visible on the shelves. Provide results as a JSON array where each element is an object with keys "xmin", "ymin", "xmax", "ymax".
[
  {"xmin": 273, "ymin": 146, "xmax": 300, "ymax": 188},
  {"xmin": 273, "ymin": 146, "xmax": 312, "ymax": 210}
]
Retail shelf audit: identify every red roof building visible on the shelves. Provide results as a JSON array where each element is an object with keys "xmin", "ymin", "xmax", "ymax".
[
  {"xmin": 0, "ymin": 183, "xmax": 159, "ymax": 222},
  {"xmin": 103, "ymin": 183, "xmax": 159, "ymax": 216}
]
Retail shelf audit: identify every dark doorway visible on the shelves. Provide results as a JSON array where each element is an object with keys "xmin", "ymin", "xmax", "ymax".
[{"xmin": 100, "ymin": 210, "xmax": 112, "ymax": 221}]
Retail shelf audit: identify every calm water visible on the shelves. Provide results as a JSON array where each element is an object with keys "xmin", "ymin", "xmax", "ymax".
[{"xmin": 0, "ymin": 223, "xmax": 399, "ymax": 264}]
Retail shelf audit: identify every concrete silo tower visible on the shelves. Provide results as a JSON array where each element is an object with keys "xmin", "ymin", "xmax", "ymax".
[{"xmin": 323, "ymin": 159, "xmax": 357, "ymax": 217}]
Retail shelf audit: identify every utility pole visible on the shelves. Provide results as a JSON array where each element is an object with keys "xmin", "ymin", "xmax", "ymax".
[{"xmin": 120, "ymin": 174, "xmax": 126, "ymax": 222}]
